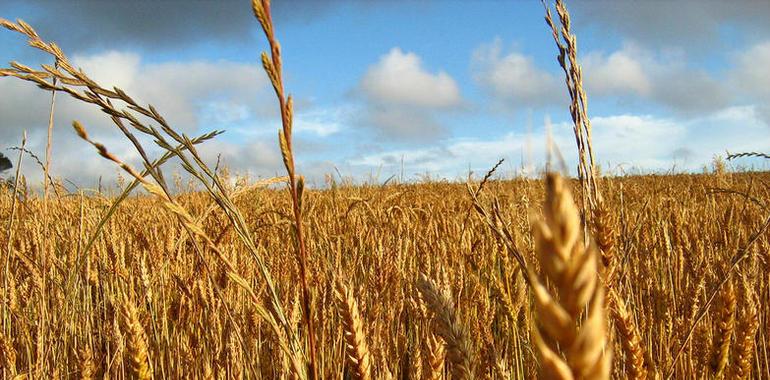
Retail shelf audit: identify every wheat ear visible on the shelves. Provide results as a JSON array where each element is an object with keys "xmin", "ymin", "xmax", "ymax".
[
  {"xmin": 611, "ymin": 291, "xmax": 647, "ymax": 380},
  {"xmin": 78, "ymin": 346, "xmax": 96, "ymax": 380},
  {"xmin": 710, "ymin": 279, "xmax": 736, "ymax": 379},
  {"xmin": 731, "ymin": 280, "xmax": 759, "ymax": 380},
  {"xmin": 530, "ymin": 173, "xmax": 611, "ymax": 379},
  {"xmin": 0, "ymin": 332, "xmax": 17, "ymax": 377},
  {"xmin": 592, "ymin": 199, "xmax": 616, "ymax": 287},
  {"xmin": 423, "ymin": 333, "xmax": 445, "ymax": 380},
  {"xmin": 334, "ymin": 277, "xmax": 372, "ymax": 380},
  {"xmin": 416, "ymin": 274, "xmax": 474, "ymax": 380},
  {"xmin": 121, "ymin": 298, "xmax": 153, "ymax": 380}
]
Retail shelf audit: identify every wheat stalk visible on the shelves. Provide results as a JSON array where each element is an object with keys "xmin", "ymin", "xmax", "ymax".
[
  {"xmin": 250, "ymin": 2, "xmax": 318, "ymax": 377},
  {"xmin": 543, "ymin": 0, "xmax": 600, "ymax": 219}
]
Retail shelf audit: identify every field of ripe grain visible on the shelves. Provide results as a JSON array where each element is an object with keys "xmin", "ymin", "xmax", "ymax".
[
  {"xmin": 2, "ymin": 0, "xmax": 769, "ymax": 379},
  {"xmin": 1, "ymin": 171, "xmax": 769, "ymax": 379}
]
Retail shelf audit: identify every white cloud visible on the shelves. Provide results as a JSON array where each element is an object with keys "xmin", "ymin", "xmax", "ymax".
[
  {"xmin": 349, "ymin": 106, "xmax": 770, "ymax": 180},
  {"xmin": 0, "ymin": 50, "xmax": 280, "ymax": 186},
  {"xmin": 73, "ymin": 51, "xmax": 141, "ymax": 90},
  {"xmin": 733, "ymin": 41, "xmax": 770, "ymax": 99},
  {"xmin": 350, "ymin": 127, "xmax": 565, "ymax": 178},
  {"xmin": 293, "ymin": 107, "xmax": 347, "ymax": 137},
  {"xmin": 360, "ymin": 47, "xmax": 461, "ymax": 108},
  {"xmin": 471, "ymin": 39, "xmax": 730, "ymax": 115},
  {"xmin": 360, "ymin": 106, "xmax": 445, "ymax": 142},
  {"xmin": 583, "ymin": 46, "xmax": 651, "ymax": 96},
  {"xmin": 472, "ymin": 38, "xmax": 563, "ymax": 108},
  {"xmin": 196, "ymin": 138, "xmax": 283, "ymax": 177},
  {"xmin": 583, "ymin": 43, "xmax": 730, "ymax": 113},
  {"xmin": 726, "ymin": 40, "xmax": 770, "ymax": 127},
  {"xmin": 61, "ymin": 51, "xmax": 275, "ymax": 133},
  {"xmin": 356, "ymin": 48, "xmax": 460, "ymax": 142}
]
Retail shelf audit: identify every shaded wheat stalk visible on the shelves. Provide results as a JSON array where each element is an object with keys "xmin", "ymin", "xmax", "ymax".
[{"xmin": 251, "ymin": 1, "xmax": 318, "ymax": 377}]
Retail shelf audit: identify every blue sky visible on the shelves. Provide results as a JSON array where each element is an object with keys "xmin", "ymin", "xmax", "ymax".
[{"xmin": 2, "ymin": 1, "xmax": 770, "ymax": 188}]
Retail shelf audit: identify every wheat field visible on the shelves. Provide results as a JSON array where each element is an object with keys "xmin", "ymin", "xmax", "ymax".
[{"xmin": 1, "ymin": 1, "xmax": 769, "ymax": 379}]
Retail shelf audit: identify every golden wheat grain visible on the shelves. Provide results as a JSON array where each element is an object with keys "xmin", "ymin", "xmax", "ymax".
[
  {"xmin": 121, "ymin": 298, "xmax": 153, "ymax": 380},
  {"xmin": 530, "ymin": 173, "xmax": 611, "ymax": 379},
  {"xmin": 334, "ymin": 277, "xmax": 372, "ymax": 380},
  {"xmin": 423, "ymin": 334, "xmax": 445, "ymax": 380},
  {"xmin": 77, "ymin": 346, "xmax": 95, "ymax": 380},
  {"xmin": 611, "ymin": 291, "xmax": 647, "ymax": 380},
  {"xmin": 731, "ymin": 280, "xmax": 759, "ymax": 380},
  {"xmin": 416, "ymin": 274, "xmax": 474, "ymax": 380},
  {"xmin": 710, "ymin": 279, "xmax": 736, "ymax": 378}
]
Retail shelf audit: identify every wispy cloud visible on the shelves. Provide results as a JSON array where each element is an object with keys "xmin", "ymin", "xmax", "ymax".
[{"xmin": 349, "ymin": 106, "xmax": 770, "ymax": 179}]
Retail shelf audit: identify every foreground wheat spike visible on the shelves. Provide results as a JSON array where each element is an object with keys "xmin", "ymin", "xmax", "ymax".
[
  {"xmin": 334, "ymin": 277, "xmax": 372, "ymax": 380},
  {"xmin": 416, "ymin": 274, "xmax": 474, "ymax": 380},
  {"xmin": 710, "ymin": 279, "xmax": 736, "ymax": 379},
  {"xmin": 121, "ymin": 298, "xmax": 153, "ymax": 380},
  {"xmin": 78, "ymin": 346, "xmax": 96, "ymax": 380},
  {"xmin": 530, "ymin": 173, "xmax": 610, "ymax": 379},
  {"xmin": 423, "ymin": 333, "xmax": 446, "ymax": 380},
  {"xmin": 592, "ymin": 199, "xmax": 616, "ymax": 287},
  {"xmin": 0, "ymin": 332, "xmax": 17, "ymax": 377},
  {"xmin": 731, "ymin": 280, "xmax": 759, "ymax": 380},
  {"xmin": 611, "ymin": 291, "xmax": 646, "ymax": 380}
]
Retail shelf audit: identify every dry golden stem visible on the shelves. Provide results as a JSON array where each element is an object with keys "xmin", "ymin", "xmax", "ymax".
[
  {"xmin": 251, "ymin": 2, "xmax": 317, "ymax": 377},
  {"xmin": 543, "ymin": 0, "xmax": 600, "ymax": 219}
]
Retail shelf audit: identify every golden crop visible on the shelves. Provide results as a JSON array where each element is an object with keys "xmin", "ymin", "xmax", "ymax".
[{"xmin": 1, "ymin": 1, "xmax": 768, "ymax": 379}]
